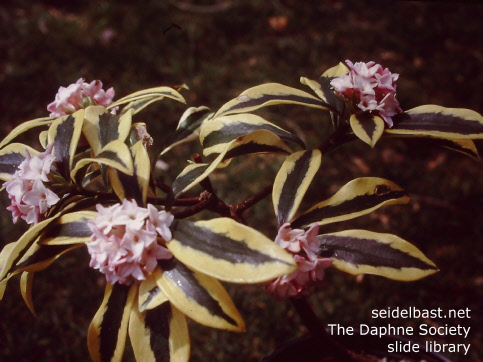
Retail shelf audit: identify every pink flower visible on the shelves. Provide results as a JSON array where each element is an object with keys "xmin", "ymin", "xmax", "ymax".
[
  {"xmin": 86, "ymin": 200, "xmax": 174, "ymax": 285},
  {"xmin": 330, "ymin": 60, "xmax": 402, "ymax": 127},
  {"xmin": 47, "ymin": 78, "xmax": 116, "ymax": 117},
  {"xmin": 3, "ymin": 144, "xmax": 59, "ymax": 225},
  {"xmin": 267, "ymin": 223, "xmax": 332, "ymax": 299}
]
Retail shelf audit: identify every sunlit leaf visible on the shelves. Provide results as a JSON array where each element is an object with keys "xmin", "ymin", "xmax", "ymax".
[
  {"xmin": 71, "ymin": 140, "xmax": 134, "ymax": 180},
  {"xmin": 168, "ymin": 218, "xmax": 296, "ymax": 283},
  {"xmin": 0, "ymin": 143, "xmax": 39, "ymax": 181},
  {"xmin": 350, "ymin": 114, "xmax": 385, "ymax": 147},
  {"xmin": 39, "ymin": 211, "xmax": 96, "ymax": 245},
  {"xmin": 318, "ymin": 230, "xmax": 438, "ymax": 281},
  {"xmin": 0, "ymin": 116, "xmax": 55, "ymax": 149},
  {"xmin": 88, "ymin": 283, "xmax": 136, "ymax": 362},
  {"xmin": 272, "ymin": 150, "xmax": 322, "ymax": 226},
  {"xmin": 108, "ymin": 86, "xmax": 186, "ymax": 110},
  {"xmin": 156, "ymin": 260, "xmax": 245, "ymax": 331},
  {"xmin": 214, "ymin": 83, "xmax": 328, "ymax": 118},
  {"xmin": 292, "ymin": 177, "xmax": 409, "ymax": 228},
  {"xmin": 129, "ymin": 300, "xmax": 189, "ymax": 362},
  {"xmin": 387, "ymin": 105, "xmax": 483, "ymax": 139},
  {"xmin": 200, "ymin": 113, "xmax": 305, "ymax": 157},
  {"xmin": 83, "ymin": 106, "xmax": 133, "ymax": 155}
]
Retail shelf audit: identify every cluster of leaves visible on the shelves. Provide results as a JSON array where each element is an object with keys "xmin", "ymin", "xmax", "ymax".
[{"xmin": 0, "ymin": 61, "xmax": 482, "ymax": 361}]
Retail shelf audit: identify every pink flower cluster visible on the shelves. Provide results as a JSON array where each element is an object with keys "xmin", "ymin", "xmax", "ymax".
[
  {"xmin": 266, "ymin": 223, "xmax": 332, "ymax": 299},
  {"xmin": 3, "ymin": 144, "xmax": 60, "ymax": 225},
  {"xmin": 47, "ymin": 78, "xmax": 116, "ymax": 118},
  {"xmin": 87, "ymin": 200, "xmax": 174, "ymax": 285},
  {"xmin": 330, "ymin": 60, "xmax": 402, "ymax": 127}
]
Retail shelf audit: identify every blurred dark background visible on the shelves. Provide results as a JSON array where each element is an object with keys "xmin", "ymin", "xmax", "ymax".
[{"xmin": 0, "ymin": 1, "xmax": 481, "ymax": 361}]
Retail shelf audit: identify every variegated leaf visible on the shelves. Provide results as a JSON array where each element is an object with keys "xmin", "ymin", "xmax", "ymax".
[
  {"xmin": 300, "ymin": 62, "xmax": 349, "ymax": 115},
  {"xmin": 71, "ymin": 140, "xmax": 134, "ymax": 180},
  {"xmin": 83, "ymin": 106, "xmax": 133, "ymax": 155},
  {"xmin": 138, "ymin": 273, "xmax": 169, "ymax": 313},
  {"xmin": 39, "ymin": 211, "xmax": 96, "ymax": 245},
  {"xmin": 440, "ymin": 139, "xmax": 479, "ymax": 159},
  {"xmin": 170, "ymin": 130, "xmax": 291, "ymax": 200},
  {"xmin": 129, "ymin": 301, "xmax": 189, "ymax": 362},
  {"xmin": 108, "ymin": 141, "xmax": 150, "ymax": 204},
  {"xmin": 168, "ymin": 218, "xmax": 296, "ymax": 283},
  {"xmin": 214, "ymin": 83, "xmax": 328, "ymax": 118},
  {"xmin": 156, "ymin": 260, "xmax": 245, "ymax": 331},
  {"xmin": 0, "ymin": 116, "xmax": 55, "ymax": 149},
  {"xmin": 0, "ymin": 143, "xmax": 39, "ymax": 181},
  {"xmin": 321, "ymin": 62, "xmax": 350, "ymax": 78},
  {"xmin": 161, "ymin": 106, "xmax": 213, "ymax": 156},
  {"xmin": 20, "ymin": 271, "xmax": 36, "ymax": 316},
  {"xmin": 48, "ymin": 110, "xmax": 85, "ymax": 178},
  {"xmin": 272, "ymin": 150, "xmax": 322, "ymax": 226},
  {"xmin": 350, "ymin": 114, "xmax": 385, "ymax": 147},
  {"xmin": 170, "ymin": 163, "xmax": 210, "ymax": 201},
  {"xmin": 88, "ymin": 283, "xmax": 136, "ymax": 362},
  {"xmin": 0, "ymin": 216, "xmax": 58, "ymax": 282},
  {"xmin": 39, "ymin": 130, "xmax": 49, "ymax": 149},
  {"xmin": 292, "ymin": 177, "xmax": 409, "ymax": 228},
  {"xmin": 387, "ymin": 105, "xmax": 483, "ymax": 139},
  {"xmin": 14, "ymin": 243, "xmax": 82, "ymax": 275},
  {"xmin": 0, "ymin": 242, "xmax": 16, "ymax": 299},
  {"xmin": 108, "ymin": 86, "xmax": 186, "ymax": 110},
  {"xmin": 318, "ymin": 230, "xmax": 438, "ymax": 281},
  {"xmin": 120, "ymin": 96, "xmax": 165, "ymax": 116},
  {"xmin": 200, "ymin": 113, "xmax": 305, "ymax": 157}
]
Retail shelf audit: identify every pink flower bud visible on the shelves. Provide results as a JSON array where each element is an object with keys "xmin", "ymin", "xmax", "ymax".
[
  {"xmin": 3, "ymin": 144, "xmax": 59, "ymax": 225},
  {"xmin": 47, "ymin": 78, "xmax": 116, "ymax": 117},
  {"xmin": 86, "ymin": 200, "xmax": 174, "ymax": 285},
  {"xmin": 330, "ymin": 60, "xmax": 402, "ymax": 127}
]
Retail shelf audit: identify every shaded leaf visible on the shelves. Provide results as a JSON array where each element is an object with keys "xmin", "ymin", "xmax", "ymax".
[
  {"xmin": 272, "ymin": 150, "xmax": 322, "ymax": 226},
  {"xmin": 14, "ymin": 243, "xmax": 82, "ymax": 275},
  {"xmin": 161, "ymin": 106, "xmax": 213, "ymax": 156},
  {"xmin": 0, "ymin": 217, "xmax": 58, "ymax": 282},
  {"xmin": 168, "ymin": 218, "xmax": 296, "ymax": 283},
  {"xmin": 88, "ymin": 283, "xmax": 136, "ymax": 362},
  {"xmin": 214, "ymin": 83, "xmax": 328, "ymax": 118},
  {"xmin": 350, "ymin": 114, "xmax": 385, "ymax": 147},
  {"xmin": 318, "ymin": 230, "xmax": 438, "ymax": 281},
  {"xmin": 156, "ymin": 260, "xmax": 245, "ymax": 331},
  {"xmin": 20, "ymin": 272, "xmax": 36, "ymax": 316},
  {"xmin": 200, "ymin": 113, "xmax": 305, "ymax": 157},
  {"xmin": 138, "ymin": 273, "xmax": 169, "ymax": 313},
  {"xmin": 170, "ymin": 130, "xmax": 291, "ymax": 200},
  {"xmin": 292, "ymin": 177, "xmax": 409, "ymax": 228},
  {"xmin": 48, "ymin": 110, "xmax": 85, "ymax": 179}
]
